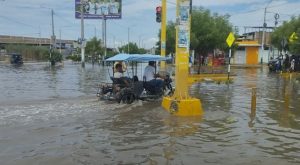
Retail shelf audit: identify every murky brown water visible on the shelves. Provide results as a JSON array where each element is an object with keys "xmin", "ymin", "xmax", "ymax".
[{"xmin": 0, "ymin": 62, "xmax": 299, "ymax": 165}]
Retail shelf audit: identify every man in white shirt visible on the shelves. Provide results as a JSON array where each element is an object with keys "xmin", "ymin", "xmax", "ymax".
[
  {"xmin": 143, "ymin": 61, "xmax": 164, "ymax": 93},
  {"xmin": 144, "ymin": 61, "xmax": 156, "ymax": 81}
]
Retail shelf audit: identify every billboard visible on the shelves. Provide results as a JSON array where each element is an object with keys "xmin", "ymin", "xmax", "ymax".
[{"xmin": 75, "ymin": 0, "xmax": 122, "ymax": 19}]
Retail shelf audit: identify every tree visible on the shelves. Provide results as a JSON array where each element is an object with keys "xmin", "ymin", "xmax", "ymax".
[
  {"xmin": 119, "ymin": 42, "xmax": 140, "ymax": 54},
  {"xmin": 85, "ymin": 37, "xmax": 104, "ymax": 62},
  {"xmin": 271, "ymin": 16, "xmax": 300, "ymax": 55},
  {"xmin": 156, "ymin": 7, "xmax": 233, "ymax": 57},
  {"xmin": 156, "ymin": 21, "xmax": 176, "ymax": 55}
]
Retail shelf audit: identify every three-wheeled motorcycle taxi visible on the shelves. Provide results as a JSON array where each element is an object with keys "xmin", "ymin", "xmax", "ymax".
[{"xmin": 97, "ymin": 53, "xmax": 173, "ymax": 104}]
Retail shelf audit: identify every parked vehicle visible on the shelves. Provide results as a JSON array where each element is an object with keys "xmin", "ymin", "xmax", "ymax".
[
  {"xmin": 9, "ymin": 53, "xmax": 23, "ymax": 65},
  {"xmin": 97, "ymin": 54, "xmax": 173, "ymax": 104},
  {"xmin": 268, "ymin": 59, "xmax": 278, "ymax": 72}
]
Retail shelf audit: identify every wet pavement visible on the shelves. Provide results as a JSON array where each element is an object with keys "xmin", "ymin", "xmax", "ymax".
[{"xmin": 0, "ymin": 62, "xmax": 299, "ymax": 165}]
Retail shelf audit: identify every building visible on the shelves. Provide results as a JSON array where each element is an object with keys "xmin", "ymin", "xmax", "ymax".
[
  {"xmin": 233, "ymin": 28, "xmax": 274, "ymax": 65},
  {"xmin": 234, "ymin": 40, "xmax": 260, "ymax": 65}
]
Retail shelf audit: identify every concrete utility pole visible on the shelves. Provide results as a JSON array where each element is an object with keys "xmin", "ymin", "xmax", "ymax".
[
  {"xmin": 51, "ymin": 9, "xmax": 55, "ymax": 42},
  {"xmin": 101, "ymin": 14, "xmax": 107, "ymax": 65},
  {"xmin": 38, "ymin": 26, "xmax": 41, "ymax": 46},
  {"xmin": 104, "ymin": 17, "xmax": 107, "ymax": 61},
  {"xmin": 127, "ymin": 27, "xmax": 130, "ymax": 54},
  {"xmin": 50, "ymin": 9, "xmax": 56, "ymax": 64},
  {"xmin": 59, "ymin": 29, "xmax": 62, "ymax": 54},
  {"xmin": 262, "ymin": 7, "xmax": 267, "ymax": 50},
  {"xmin": 261, "ymin": 0, "xmax": 273, "ymax": 64},
  {"xmin": 80, "ymin": 0, "xmax": 85, "ymax": 67}
]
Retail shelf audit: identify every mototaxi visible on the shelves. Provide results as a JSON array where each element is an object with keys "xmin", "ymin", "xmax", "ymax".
[{"xmin": 97, "ymin": 54, "xmax": 173, "ymax": 104}]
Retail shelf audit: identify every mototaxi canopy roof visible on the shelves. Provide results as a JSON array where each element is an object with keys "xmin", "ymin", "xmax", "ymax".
[{"xmin": 105, "ymin": 53, "xmax": 171, "ymax": 62}]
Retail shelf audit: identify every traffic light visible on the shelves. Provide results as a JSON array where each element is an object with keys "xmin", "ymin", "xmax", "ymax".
[{"xmin": 156, "ymin": 6, "xmax": 162, "ymax": 23}]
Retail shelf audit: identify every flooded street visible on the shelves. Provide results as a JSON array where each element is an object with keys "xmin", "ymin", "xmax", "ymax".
[{"xmin": 0, "ymin": 62, "xmax": 300, "ymax": 165}]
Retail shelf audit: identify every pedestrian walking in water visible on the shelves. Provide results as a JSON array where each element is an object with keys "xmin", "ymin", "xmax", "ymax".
[
  {"xmin": 284, "ymin": 54, "xmax": 290, "ymax": 72},
  {"xmin": 290, "ymin": 59, "xmax": 295, "ymax": 72}
]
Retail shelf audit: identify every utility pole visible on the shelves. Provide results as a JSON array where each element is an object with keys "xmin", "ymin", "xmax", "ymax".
[
  {"xmin": 262, "ymin": 7, "xmax": 267, "ymax": 51},
  {"xmin": 274, "ymin": 13, "xmax": 279, "ymax": 27},
  {"xmin": 59, "ymin": 29, "xmax": 62, "ymax": 54},
  {"xmin": 261, "ymin": 0, "xmax": 273, "ymax": 64},
  {"xmin": 113, "ymin": 36, "xmax": 115, "ymax": 49},
  {"xmin": 51, "ymin": 9, "xmax": 55, "ymax": 43},
  {"xmin": 50, "ymin": 9, "xmax": 56, "ymax": 65},
  {"xmin": 38, "ymin": 26, "xmax": 41, "ymax": 46},
  {"xmin": 101, "ymin": 15, "xmax": 107, "ymax": 65},
  {"xmin": 104, "ymin": 17, "xmax": 107, "ymax": 61},
  {"xmin": 138, "ymin": 34, "xmax": 143, "ymax": 48},
  {"xmin": 127, "ymin": 27, "xmax": 130, "ymax": 54},
  {"xmin": 80, "ymin": 0, "xmax": 85, "ymax": 67}
]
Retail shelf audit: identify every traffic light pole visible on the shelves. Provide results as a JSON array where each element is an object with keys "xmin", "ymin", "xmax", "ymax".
[
  {"xmin": 162, "ymin": 0, "xmax": 203, "ymax": 116},
  {"xmin": 160, "ymin": 0, "xmax": 166, "ymax": 70}
]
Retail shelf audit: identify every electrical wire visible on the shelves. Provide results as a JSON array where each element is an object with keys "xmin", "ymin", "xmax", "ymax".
[{"xmin": 0, "ymin": 15, "xmax": 38, "ymax": 29}]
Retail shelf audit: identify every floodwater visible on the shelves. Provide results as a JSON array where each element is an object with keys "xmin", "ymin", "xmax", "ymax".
[{"xmin": 0, "ymin": 62, "xmax": 299, "ymax": 165}]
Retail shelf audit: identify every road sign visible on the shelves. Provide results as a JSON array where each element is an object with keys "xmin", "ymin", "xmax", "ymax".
[
  {"xmin": 289, "ymin": 32, "xmax": 298, "ymax": 43},
  {"xmin": 226, "ymin": 32, "xmax": 235, "ymax": 47}
]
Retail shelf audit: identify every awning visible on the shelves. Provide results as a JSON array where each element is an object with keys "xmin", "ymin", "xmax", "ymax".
[{"xmin": 105, "ymin": 53, "xmax": 171, "ymax": 62}]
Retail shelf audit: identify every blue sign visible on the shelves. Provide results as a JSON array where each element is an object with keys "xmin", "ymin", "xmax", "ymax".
[{"xmin": 75, "ymin": 0, "xmax": 122, "ymax": 19}]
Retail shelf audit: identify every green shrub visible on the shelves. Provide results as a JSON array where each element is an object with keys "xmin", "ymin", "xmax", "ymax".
[
  {"xmin": 47, "ymin": 50, "xmax": 63, "ymax": 65},
  {"xmin": 66, "ymin": 55, "xmax": 81, "ymax": 62}
]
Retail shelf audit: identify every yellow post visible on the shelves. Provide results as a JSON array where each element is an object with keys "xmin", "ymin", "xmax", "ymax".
[
  {"xmin": 160, "ymin": 0, "xmax": 167, "ymax": 70},
  {"xmin": 162, "ymin": 0, "xmax": 203, "ymax": 116},
  {"xmin": 251, "ymin": 88, "xmax": 257, "ymax": 114}
]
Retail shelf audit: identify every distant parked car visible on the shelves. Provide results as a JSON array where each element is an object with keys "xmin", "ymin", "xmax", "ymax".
[{"xmin": 9, "ymin": 53, "xmax": 23, "ymax": 65}]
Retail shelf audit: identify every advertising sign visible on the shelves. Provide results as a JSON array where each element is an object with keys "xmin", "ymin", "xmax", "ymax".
[
  {"xmin": 177, "ymin": 0, "xmax": 190, "ymax": 48},
  {"xmin": 178, "ymin": 26, "xmax": 189, "ymax": 48},
  {"xmin": 75, "ymin": 0, "xmax": 122, "ymax": 19}
]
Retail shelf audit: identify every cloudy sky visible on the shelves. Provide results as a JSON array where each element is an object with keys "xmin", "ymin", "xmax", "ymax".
[{"xmin": 0, "ymin": 0, "xmax": 299, "ymax": 48}]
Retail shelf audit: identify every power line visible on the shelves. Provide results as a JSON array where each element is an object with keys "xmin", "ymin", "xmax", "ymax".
[
  {"xmin": 0, "ymin": 15, "xmax": 37, "ymax": 29},
  {"xmin": 54, "ymin": 11, "xmax": 76, "ymax": 26}
]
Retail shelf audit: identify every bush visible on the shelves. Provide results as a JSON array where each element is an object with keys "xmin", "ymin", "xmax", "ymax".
[
  {"xmin": 47, "ymin": 50, "xmax": 63, "ymax": 65},
  {"xmin": 66, "ymin": 55, "xmax": 81, "ymax": 62}
]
